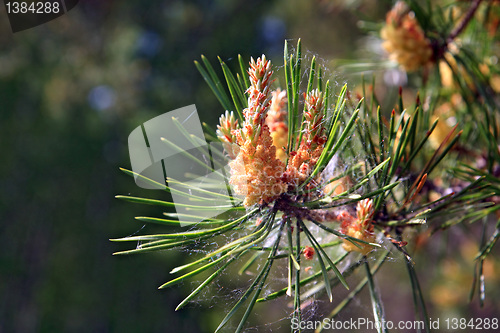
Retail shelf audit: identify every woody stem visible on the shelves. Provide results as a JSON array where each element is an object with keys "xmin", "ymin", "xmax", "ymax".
[{"xmin": 446, "ymin": 0, "xmax": 483, "ymax": 45}]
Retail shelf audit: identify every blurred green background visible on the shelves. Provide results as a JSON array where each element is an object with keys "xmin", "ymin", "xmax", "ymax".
[{"xmin": 2, "ymin": 1, "xmax": 497, "ymax": 332}]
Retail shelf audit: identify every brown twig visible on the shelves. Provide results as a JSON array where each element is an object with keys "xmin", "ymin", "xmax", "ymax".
[{"xmin": 446, "ymin": 0, "xmax": 483, "ymax": 45}]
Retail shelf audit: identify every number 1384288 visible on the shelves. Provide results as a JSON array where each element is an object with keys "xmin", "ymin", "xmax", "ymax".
[
  {"xmin": 6, "ymin": 1, "xmax": 60, "ymax": 14},
  {"xmin": 445, "ymin": 318, "xmax": 498, "ymax": 330}
]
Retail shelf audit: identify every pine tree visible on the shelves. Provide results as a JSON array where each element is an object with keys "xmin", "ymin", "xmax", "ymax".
[{"xmin": 114, "ymin": 1, "xmax": 500, "ymax": 331}]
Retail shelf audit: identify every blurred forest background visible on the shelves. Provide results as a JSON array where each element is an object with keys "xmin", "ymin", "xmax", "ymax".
[{"xmin": 1, "ymin": 1, "xmax": 498, "ymax": 332}]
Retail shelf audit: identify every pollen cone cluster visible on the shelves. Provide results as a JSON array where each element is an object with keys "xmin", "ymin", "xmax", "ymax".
[
  {"xmin": 221, "ymin": 56, "xmax": 287, "ymax": 207},
  {"xmin": 341, "ymin": 199, "xmax": 376, "ymax": 255},
  {"xmin": 216, "ymin": 110, "xmax": 240, "ymax": 159},
  {"xmin": 230, "ymin": 126, "xmax": 287, "ymax": 207},
  {"xmin": 380, "ymin": 1, "xmax": 433, "ymax": 72},
  {"xmin": 285, "ymin": 89, "xmax": 327, "ymax": 184},
  {"xmin": 217, "ymin": 57, "xmax": 329, "ymax": 207}
]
